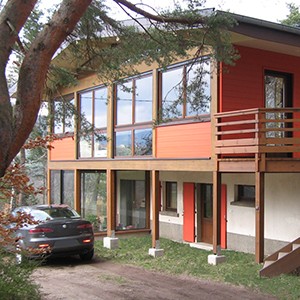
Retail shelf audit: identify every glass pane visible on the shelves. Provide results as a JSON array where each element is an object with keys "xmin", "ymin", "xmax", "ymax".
[
  {"xmin": 117, "ymin": 179, "xmax": 146, "ymax": 230},
  {"xmin": 162, "ymin": 67, "xmax": 183, "ymax": 119},
  {"xmin": 135, "ymin": 75, "xmax": 153, "ymax": 123},
  {"xmin": 62, "ymin": 171, "xmax": 74, "ymax": 208},
  {"xmin": 117, "ymin": 81, "xmax": 132, "ymax": 125},
  {"xmin": 79, "ymin": 135, "xmax": 92, "ymax": 158},
  {"xmin": 94, "ymin": 133, "xmax": 107, "ymax": 158},
  {"xmin": 203, "ymin": 184, "xmax": 212, "ymax": 219},
  {"xmin": 166, "ymin": 182, "xmax": 177, "ymax": 210},
  {"xmin": 186, "ymin": 60, "xmax": 211, "ymax": 116},
  {"xmin": 134, "ymin": 128, "xmax": 152, "ymax": 156},
  {"xmin": 50, "ymin": 170, "xmax": 61, "ymax": 204},
  {"xmin": 80, "ymin": 91, "xmax": 93, "ymax": 126},
  {"xmin": 115, "ymin": 131, "xmax": 132, "ymax": 156},
  {"xmin": 53, "ymin": 101, "xmax": 63, "ymax": 134},
  {"xmin": 265, "ymin": 75, "xmax": 285, "ymax": 138},
  {"xmin": 81, "ymin": 172, "xmax": 107, "ymax": 232},
  {"xmin": 94, "ymin": 87, "xmax": 107, "ymax": 128},
  {"xmin": 64, "ymin": 98, "xmax": 75, "ymax": 133}
]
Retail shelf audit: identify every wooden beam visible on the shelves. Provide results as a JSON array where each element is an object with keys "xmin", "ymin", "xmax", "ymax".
[
  {"xmin": 255, "ymin": 171, "xmax": 265, "ymax": 263},
  {"xmin": 213, "ymin": 171, "xmax": 221, "ymax": 254},
  {"xmin": 74, "ymin": 169, "xmax": 80, "ymax": 212},
  {"xmin": 145, "ymin": 171, "xmax": 151, "ymax": 229},
  {"xmin": 151, "ymin": 170, "xmax": 160, "ymax": 248},
  {"xmin": 106, "ymin": 169, "xmax": 116, "ymax": 237}
]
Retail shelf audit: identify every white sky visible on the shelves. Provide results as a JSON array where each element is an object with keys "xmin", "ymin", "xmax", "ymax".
[{"xmin": 42, "ymin": 0, "xmax": 300, "ymax": 24}]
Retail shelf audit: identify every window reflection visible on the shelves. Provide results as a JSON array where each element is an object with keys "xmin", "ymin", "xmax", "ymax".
[
  {"xmin": 117, "ymin": 82, "xmax": 132, "ymax": 125},
  {"xmin": 79, "ymin": 86, "xmax": 108, "ymax": 158},
  {"xmin": 134, "ymin": 129, "xmax": 152, "ymax": 156},
  {"xmin": 161, "ymin": 58, "xmax": 211, "ymax": 120},
  {"xmin": 115, "ymin": 131, "xmax": 132, "ymax": 156},
  {"xmin": 135, "ymin": 76, "xmax": 153, "ymax": 123}
]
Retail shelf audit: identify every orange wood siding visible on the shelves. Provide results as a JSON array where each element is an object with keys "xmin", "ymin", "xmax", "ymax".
[
  {"xmin": 222, "ymin": 46, "xmax": 300, "ymax": 112},
  {"xmin": 49, "ymin": 137, "xmax": 76, "ymax": 161},
  {"xmin": 156, "ymin": 122, "xmax": 211, "ymax": 158},
  {"xmin": 222, "ymin": 46, "xmax": 300, "ymax": 158}
]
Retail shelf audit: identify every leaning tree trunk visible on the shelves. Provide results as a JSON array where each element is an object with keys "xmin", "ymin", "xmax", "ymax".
[{"xmin": 0, "ymin": 0, "xmax": 92, "ymax": 178}]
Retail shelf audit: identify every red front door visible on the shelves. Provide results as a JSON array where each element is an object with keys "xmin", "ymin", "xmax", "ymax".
[{"xmin": 183, "ymin": 183, "xmax": 195, "ymax": 243}]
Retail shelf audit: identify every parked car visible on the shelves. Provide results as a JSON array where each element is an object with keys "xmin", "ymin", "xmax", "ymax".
[{"xmin": 12, "ymin": 204, "xmax": 94, "ymax": 263}]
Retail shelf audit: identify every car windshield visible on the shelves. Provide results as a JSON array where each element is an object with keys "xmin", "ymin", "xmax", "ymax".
[{"xmin": 30, "ymin": 209, "xmax": 52, "ymax": 222}]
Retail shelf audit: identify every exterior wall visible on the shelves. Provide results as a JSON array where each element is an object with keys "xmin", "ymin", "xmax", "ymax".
[
  {"xmin": 156, "ymin": 122, "xmax": 212, "ymax": 158},
  {"xmin": 158, "ymin": 171, "xmax": 300, "ymax": 254},
  {"xmin": 49, "ymin": 137, "xmax": 76, "ymax": 160},
  {"xmin": 222, "ymin": 46, "xmax": 300, "ymax": 112}
]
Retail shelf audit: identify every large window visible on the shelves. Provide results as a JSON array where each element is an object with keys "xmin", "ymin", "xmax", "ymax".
[
  {"xmin": 115, "ymin": 73, "xmax": 153, "ymax": 157},
  {"xmin": 116, "ymin": 172, "xmax": 148, "ymax": 230},
  {"xmin": 160, "ymin": 58, "xmax": 211, "ymax": 120},
  {"xmin": 81, "ymin": 171, "xmax": 107, "ymax": 232},
  {"xmin": 50, "ymin": 170, "xmax": 74, "ymax": 207},
  {"xmin": 53, "ymin": 94, "xmax": 75, "ymax": 134},
  {"xmin": 79, "ymin": 86, "xmax": 108, "ymax": 158}
]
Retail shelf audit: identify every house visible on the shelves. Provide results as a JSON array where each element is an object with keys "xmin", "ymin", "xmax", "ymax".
[{"xmin": 47, "ymin": 10, "xmax": 300, "ymax": 276}]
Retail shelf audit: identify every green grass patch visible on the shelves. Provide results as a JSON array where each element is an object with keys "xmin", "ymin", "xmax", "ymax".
[
  {"xmin": 99, "ymin": 274, "xmax": 129, "ymax": 285},
  {"xmin": 95, "ymin": 236, "xmax": 300, "ymax": 300}
]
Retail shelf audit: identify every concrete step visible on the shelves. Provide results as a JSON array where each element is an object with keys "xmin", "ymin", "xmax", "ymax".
[
  {"xmin": 278, "ymin": 252, "xmax": 289, "ymax": 259},
  {"xmin": 292, "ymin": 243, "xmax": 300, "ymax": 250},
  {"xmin": 263, "ymin": 260, "xmax": 275, "ymax": 268}
]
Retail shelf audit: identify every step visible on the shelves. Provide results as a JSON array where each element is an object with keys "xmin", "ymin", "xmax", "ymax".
[
  {"xmin": 278, "ymin": 252, "xmax": 289, "ymax": 259},
  {"xmin": 263, "ymin": 260, "xmax": 275, "ymax": 268},
  {"xmin": 292, "ymin": 243, "xmax": 300, "ymax": 250}
]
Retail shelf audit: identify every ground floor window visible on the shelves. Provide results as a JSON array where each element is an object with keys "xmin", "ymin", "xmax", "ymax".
[
  {"xmin": 165, "ymin": 181, "xmax": 177, "ymax": 212},
  {"xmin": 116, "ymin": 171, "xmax": 148, "ymax": 230},
  {"xmin": 233, "ymin": 184, "xmax": 255, "ymax": 207},
  {"xmin": 201, "ymin": 184, "xmax": 213, "ymax": 219},
  {"xmin": 80, "ymin": 171, "xmax": 107, "ymax": 232},
  {"xmin": 50, "ymin": 170, "xmax": 74, "ymax": 207}
]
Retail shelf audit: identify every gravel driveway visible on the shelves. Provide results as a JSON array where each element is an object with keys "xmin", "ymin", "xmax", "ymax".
[{"xmin": 32, "ymin": 256, "xmax": 276, "ymax": 300}]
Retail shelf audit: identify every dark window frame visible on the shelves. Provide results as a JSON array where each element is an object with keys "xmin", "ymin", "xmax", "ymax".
[
  {"xmin": 165, "ymin": 181, "xmax": 177, "ymax": 212},
  {"xmin": 232, "ymin": 184, "xmax": 255, "ymax": 207}
]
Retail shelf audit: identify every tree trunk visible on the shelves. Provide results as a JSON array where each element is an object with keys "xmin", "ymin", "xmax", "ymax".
[{"xmin": 0, "ymin": 0, "xmax": 92, "ymax": 177}]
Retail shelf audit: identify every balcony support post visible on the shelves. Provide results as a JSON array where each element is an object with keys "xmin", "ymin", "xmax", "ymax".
[
  {"xmin": 103, "ymin": 169, "xmax": 119, "ymax": 249},
  {"xmin": 255, "ymin": 168, "xmax": 265, "ymax": 263}
]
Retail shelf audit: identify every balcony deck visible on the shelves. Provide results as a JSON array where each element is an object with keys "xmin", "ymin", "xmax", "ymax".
[{"xmin": 214, "ymin": 108, "xmax": 300, "ymax": 173}]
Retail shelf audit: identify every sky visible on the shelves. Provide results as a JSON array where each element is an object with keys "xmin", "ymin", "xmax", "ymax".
[{"xmin": 41, "ymin": 0, "xmax": 300, "ymax": 24}]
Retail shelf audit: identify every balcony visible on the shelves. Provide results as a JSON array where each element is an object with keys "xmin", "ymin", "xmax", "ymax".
[{"xmin": 214, "ymin": 108, "xmax": 300, "ymax": 172}]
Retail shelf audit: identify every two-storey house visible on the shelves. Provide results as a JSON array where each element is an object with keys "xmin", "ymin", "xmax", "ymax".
[{"xmin": 47, "ymin": 11, "xmax": 300, "ymax": 276}]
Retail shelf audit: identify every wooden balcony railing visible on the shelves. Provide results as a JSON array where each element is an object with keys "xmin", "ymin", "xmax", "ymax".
[{"xmin": 215, "ymin": 108, "xmax": 300, "ymax": 157}]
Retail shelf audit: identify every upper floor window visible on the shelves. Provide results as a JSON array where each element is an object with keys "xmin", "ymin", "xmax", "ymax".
[
  {"xmin": 79, "ymin": 86, "xmax": 108, "ymax": 158},
  {"xmin": 116, "ymin": 73, "xmax": 153, "ymax": 125},
  {"xmin": 160, "ymin": 58, "xmax": 211, "ymax": 121},
  {"xmin": 115, "ymin": 73, "xmax": 153, "ymax": 157},
  {"xmin": 53, "ymin": 94, "xmax": 75, "ymax": 134}
]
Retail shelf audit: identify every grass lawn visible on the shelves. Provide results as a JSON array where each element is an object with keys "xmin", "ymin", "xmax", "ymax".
[{"xmin": 95, "ymin": 236, "xmax": 300, "ymax": 300}]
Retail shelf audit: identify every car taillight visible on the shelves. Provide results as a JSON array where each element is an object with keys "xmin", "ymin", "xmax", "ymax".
[
  {"xmin": 77, "ymin": 223, "xmax": 93, "ymax": 229},
  {"xmin": 29, "ymin": 228, "xmax": 54, "ymax": 234},
  {"xmin": 83, "ymin": 239, "xmax": 92, "ymax": 243},
  {"xmin": 38, "ymin": 243, "xmax": 50, "ymax": 248}
]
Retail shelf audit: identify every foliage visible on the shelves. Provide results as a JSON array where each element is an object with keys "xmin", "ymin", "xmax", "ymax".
[
  {"xmin": 94, "ymin": 236, "xmax": 300, "ymax": 300},
  {"xmin": 0, "ymin": 252, "xmax": 40, "ymax": 300},
  {"xmin": 281, "ymin": 3, "xmax": 300, "ymax": 27}
]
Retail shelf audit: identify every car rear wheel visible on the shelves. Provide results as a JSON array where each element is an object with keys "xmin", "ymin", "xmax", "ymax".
[{"xmin": 80, "ymin": 249, "xmax": 94, "ymax": 261}]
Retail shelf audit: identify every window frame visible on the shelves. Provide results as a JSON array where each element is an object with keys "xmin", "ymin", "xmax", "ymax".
[
  {"xmin": 78, "ymin": 85, "xmax": 108, "ymax": 158},
  {"xmin": 114, "ymin": 72, "xmax": 153, "ymax": 158},
  {"xmin": 165, "ymin": 181, "xmax": 178, "ymax": 212},
  {"xmin": 232, "ymin": 184, "xmax": 255, "ymax": 207},
  {"xmin": 159, "ymin": 57, "xmax": 211, "ymax": 121}
]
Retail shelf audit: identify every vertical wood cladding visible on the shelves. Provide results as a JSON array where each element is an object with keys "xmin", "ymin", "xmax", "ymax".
[
  {"xmin": 156, "ymin": 122, "xmax": 212, "ymax": 158},
  {"xmin": 49, "ymin": 137, "xmax": 76, "ymax": 160},
  {"xmin": 222, "ymin": 46, "xmax": 300, "ymax": 112}
]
